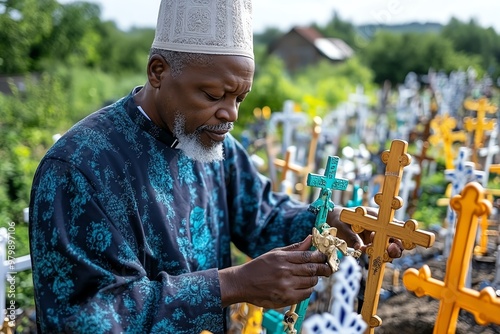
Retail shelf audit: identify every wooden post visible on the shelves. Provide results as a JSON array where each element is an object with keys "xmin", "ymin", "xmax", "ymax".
[
  {"xmin": 403, "ymin": 182, "xmax": 500, "ymax": 333},
  {"xmin": 340, "ymin": 140, "xmax": 435, "ymax": 334}
]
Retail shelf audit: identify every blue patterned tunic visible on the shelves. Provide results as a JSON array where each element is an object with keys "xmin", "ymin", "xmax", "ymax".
[{"xmin": 29, "ymin": 89, "xmax": 316, "ymax": 333}]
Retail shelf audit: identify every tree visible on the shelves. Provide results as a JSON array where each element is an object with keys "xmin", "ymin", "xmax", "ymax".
[
  {"xmin": 359, "ymin": 31, "xmax": 482, "ymax": 84},
  {"xmin": 441, "ymin": 17, "xmax": 500, "ymax": 77},
  {"xmin": 0, "ymin": 0, "xmax": 58, "ymax": 74},
  {"xmin": 254, "ymin": 27, "xmax": 283, "ymax": 47},
  {"xmin": 38, "ymin": 1, "xmax": 104, "ymax": 68},
  {"xmin": 315, "ymin": 11, "xmax": 358, "ymax": 49}
]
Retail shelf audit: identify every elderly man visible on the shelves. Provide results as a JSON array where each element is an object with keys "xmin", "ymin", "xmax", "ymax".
[{"xmin": 29, "ymin": 0, "xmax": 402, "ymax": 333}]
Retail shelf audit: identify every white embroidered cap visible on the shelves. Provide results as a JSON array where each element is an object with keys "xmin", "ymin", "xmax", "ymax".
[{"xmin": 152, "ymin": 0, "xmax": 254, "ymax": 59}]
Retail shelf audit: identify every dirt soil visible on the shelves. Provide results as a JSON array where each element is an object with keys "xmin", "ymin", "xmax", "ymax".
[{"xmin": 374, "ymin": 235, "xmax": 500, "ymax": 334}]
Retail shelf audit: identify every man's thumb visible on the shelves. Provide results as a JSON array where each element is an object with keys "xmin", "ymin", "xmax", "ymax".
[{"xmin": 280, "ymin": 235, "xmax": 312, "ymax": 251}]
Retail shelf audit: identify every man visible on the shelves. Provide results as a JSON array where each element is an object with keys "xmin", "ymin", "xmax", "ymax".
[{"xmin": 29, "ymin": 0, "xmax": 402, "ymax": 333}]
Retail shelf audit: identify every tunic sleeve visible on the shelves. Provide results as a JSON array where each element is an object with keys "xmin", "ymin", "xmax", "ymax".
[
  {"xmin": 29, "ymin": 159, "xmax": 225, "ymax": 334},
  {"xmin": 222, "ymin": 136, "xmax": 316, "ymax": 258}
]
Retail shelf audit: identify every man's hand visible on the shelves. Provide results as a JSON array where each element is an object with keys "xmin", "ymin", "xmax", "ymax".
[
  {"xmin": 327, "ymin": 206, "xmax": 404, "ymax": 259},
  {"xmin": 219, "ymin": 235, "xmax": 332, "ymax": 309}
]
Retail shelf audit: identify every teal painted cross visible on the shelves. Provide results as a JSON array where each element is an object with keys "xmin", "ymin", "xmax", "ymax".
[
  {"xmin": 307, "ymin": 156, "xmax": 349, "ymax": 232},
  {"xmin": 292, "ymin": 156, "xmax": 349, "ymax": 333}
]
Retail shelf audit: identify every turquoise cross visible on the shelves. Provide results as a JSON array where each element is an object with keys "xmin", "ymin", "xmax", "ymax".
[
  {"xmin": 307, "ymin": 156, "xmax": 349, "ymax": 232},
  {"xmin": 290, "ymin": 156, "xmax": 349, "ymax": 334}
]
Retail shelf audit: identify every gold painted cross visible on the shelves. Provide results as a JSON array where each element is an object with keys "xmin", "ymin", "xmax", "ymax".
[
  {"xmin": 273, "ymin": 117, "xmax": 322, "ymax": 201},
  {"xmin": 340, "ymin": 139, "xmax": 435, "ymax": 334},
  {"xmin": 403, "ymin": 182, "xmax": 500, "ymax": 333},
  {"xmin": 464, "ymin": 97, "xmax": 497, "ymax": 151},
  {"xmin": 429, "ymin": 114, "xmax": 467, "ymax": 169}
]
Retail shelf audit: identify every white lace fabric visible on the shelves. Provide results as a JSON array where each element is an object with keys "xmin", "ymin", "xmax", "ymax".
[{"xmin": 152, "ymin": 0, "xmax": 254, "ymax": 59}]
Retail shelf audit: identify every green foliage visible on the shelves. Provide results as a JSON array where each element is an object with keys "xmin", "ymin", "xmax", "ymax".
[
  {"xmin": 315, "ymin": 11, "xmax": 359, "ymax": 49},
  {"xmin": 2, "ymin": 1, "xmax": 500, "ymax": 322},
  {"xmin": 441, "ymin": 17, "xmax": 500, "ymax": 77},
  {"xmin": 238, "ymin": 54, "xmax": 301, "ymax": 125},
  {"xmin": 412, "ymin": 171, "xmax": 448, "ymax": 229},
  {"xmin": 0, "ymin": 0, "xmax": 58, "ymax": 73},
  {"xmin": 293, "ymin": 57, "xmax": 376, "ymax": 117},
  {"xmin": 0, "ymin": 73, "xmax": 67, "ymax": 223},
  {"xmin": 237, "ymin": 52, "xmax": 377, "ymax": 137},
  {"xmin": 359, "ymin": 31, "xmax": 483, "ymax": 84}
]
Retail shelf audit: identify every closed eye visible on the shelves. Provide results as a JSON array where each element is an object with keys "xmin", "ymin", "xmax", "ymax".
[{"xmin": 205, "ymin": 92, "xmax": 222, "ymax": 101}]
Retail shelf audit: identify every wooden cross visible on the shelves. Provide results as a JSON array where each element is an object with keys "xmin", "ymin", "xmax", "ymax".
[
  {"xmin": 411, "ymin": 140, "xmax": 435, "ymax": 201},
  {"xmin": 463, "ymin": 97, "xmax": 497, "ymax": 151},
  {"xmin": 339, "ymin": 140, "xmax": 435, "ymax": 334},
  {"xmin": 403, "ymin": 182, "xmax": 500, "ymax": 333},
  {"xmin": 230, "ymin": 303, "xmax": 263, "ymax": 334},
  {"xmin": 274, "ymin": 117, "xmax": 322, "ymax": 200},
  {"xmin": 429, "ymin": 114, "xmax": 467, "ymax": 169},
  {"xmin": 274, "ymin": 156, "xmax": 349, "ymax": 334}
]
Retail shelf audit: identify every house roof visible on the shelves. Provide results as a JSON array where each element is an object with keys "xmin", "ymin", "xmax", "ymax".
[{"xmin": 287, "ymin": 26, "xmax": 354, "ymax": 60}]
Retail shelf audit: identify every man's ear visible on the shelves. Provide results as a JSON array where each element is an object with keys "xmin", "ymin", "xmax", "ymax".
[{"xmin": 147, "ymin": 55, "xmax": 169, "ymax": 88}]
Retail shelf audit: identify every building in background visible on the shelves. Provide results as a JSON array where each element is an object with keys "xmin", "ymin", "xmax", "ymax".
[{"xmin": 268, "ymin": 26, "xmax": 354, "ymax": 73}]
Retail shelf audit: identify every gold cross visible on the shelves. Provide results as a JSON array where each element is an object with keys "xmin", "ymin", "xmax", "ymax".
[
  {"xmin": 340, "ymin": 139, "xmax": 435, "ymax": 334},
  {"xmin": 274, "ymin": 117, "xmax": 322, "ymax": 201},
  {"xmin": 403, "ymin": 182, "xmax": 500, "ymax": 332},
  {"xmin": 463, "ymin": 98, "xmax": 497, "ymax": 158},
  {"xmin": 429, "ymin": 114, "xmax": 467, "ymax": 169}
]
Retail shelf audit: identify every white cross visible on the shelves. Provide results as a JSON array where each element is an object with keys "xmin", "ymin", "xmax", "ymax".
[
  {"xmin": 395, "ymin": 161, "xmax": 421, "ymax": 221},
  {"xmin": 443, "ymin": 147, "xmax": 485, "ymax": 259},
  {"xmin": 302, "ymin": 257, "xmax": 366, "ymax": 334},
  {"xmin": 478, "ymin": 129, "xmax": 500, "ymax": 187},
  {"xmin": 348, "ymin": 85, "xmax": 370, "ymax": 142},
  {"xmin": 268, "ymin": 100, "xmax": 307, "ymax": 156},
  {"xmin": 321, "ymin": 104, "xmax": 349, "ymax": 157}
]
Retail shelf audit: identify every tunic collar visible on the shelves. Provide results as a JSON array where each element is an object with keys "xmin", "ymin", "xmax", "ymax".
[{"xmin": 124, "ymin": 87, "xmax": 179, "ymax": 149}]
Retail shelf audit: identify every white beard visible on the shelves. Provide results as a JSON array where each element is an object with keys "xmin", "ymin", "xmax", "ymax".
[{"xmin": 173, "ymin": 113, "xmax": 228, "ymax": 163}]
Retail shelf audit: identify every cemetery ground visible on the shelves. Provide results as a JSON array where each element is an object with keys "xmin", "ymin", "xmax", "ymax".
[{"xmin": 375, "ymin": 231, "xmax": 500, "ymax": 334}]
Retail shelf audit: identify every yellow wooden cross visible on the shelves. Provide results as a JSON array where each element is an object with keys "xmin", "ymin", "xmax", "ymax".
[
  {"xmin": 403, "ymin": 182, "xmax": 500, "ymax": 333},
  {"xmin": 429, "ymin": 114, "xmax": 467, "ymax": 169},
  {"xmin": 463, "ymin": 97, "xmax": 497, "ymax": 151},
  {"xmin": 340, "ymin": 140, "xmax": 435, "ymax": 334},
  {"xmin": 274, "ymin": 116, "xmax": 322, "ymax": 201}
]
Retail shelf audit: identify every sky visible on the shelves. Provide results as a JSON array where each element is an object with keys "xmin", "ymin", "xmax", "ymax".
[{"xmin": 59, "ymin": 0, "xmax": 500, "ymax": 34}]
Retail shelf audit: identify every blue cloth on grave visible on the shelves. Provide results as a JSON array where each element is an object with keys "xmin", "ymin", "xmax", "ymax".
[{"xmin": 29, "ymin": 88, "xmax": 316, "ymax": 334}]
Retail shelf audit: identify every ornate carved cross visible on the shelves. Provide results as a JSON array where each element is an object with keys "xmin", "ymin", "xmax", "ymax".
[
  {"xmin": 403, "ymin": 182, "xmax": 500, "ymax": 333},
  {"xmin": 340, "ymin": 140, "xmax": 435, "ymax": 334}
]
